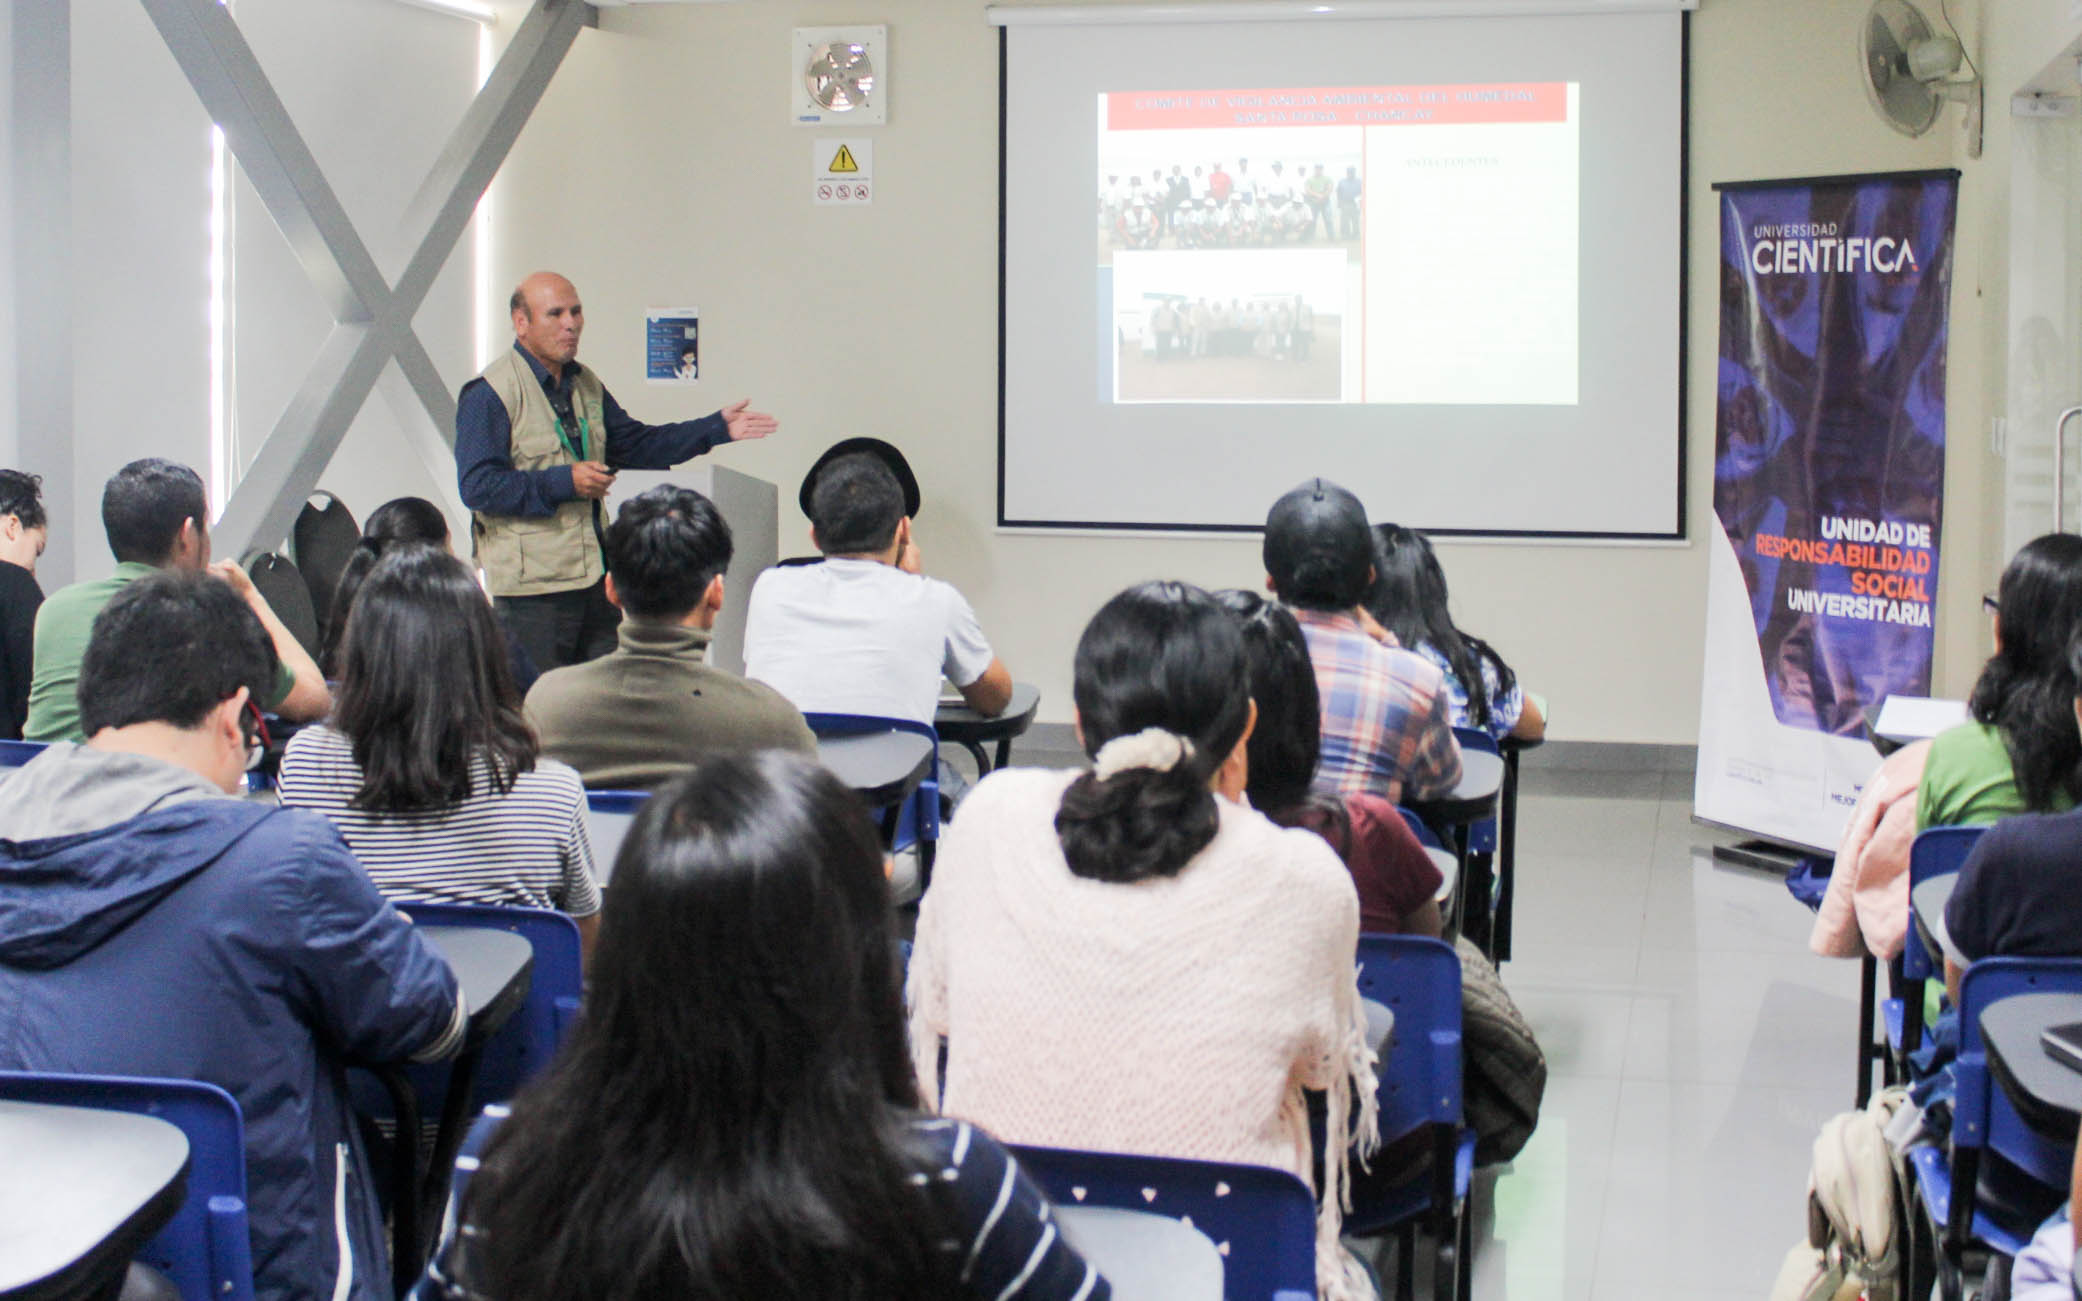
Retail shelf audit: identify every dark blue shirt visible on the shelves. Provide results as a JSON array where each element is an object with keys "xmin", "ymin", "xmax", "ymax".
[{"xmin": 455, "ymin": 341, "xmax": 732, "ymax": 519}]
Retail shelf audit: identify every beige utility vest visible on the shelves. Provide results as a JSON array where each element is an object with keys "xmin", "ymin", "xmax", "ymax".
[{"xmin": 472, "ymin": 349, "xmax": 610, "ymax": 598}]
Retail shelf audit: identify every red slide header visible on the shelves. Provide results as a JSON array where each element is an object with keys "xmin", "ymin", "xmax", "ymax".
[{"xmin": 1103, "ymin": 83, "xmax": 1570, "ymax": 131}]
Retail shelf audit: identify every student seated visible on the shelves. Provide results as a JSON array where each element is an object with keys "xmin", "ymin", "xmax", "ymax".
[
  {"xmin": 1262, "ymin": 478, "xmax": 1460, "ymax": 805},
  {"xmin": 2011, "ymin": 1128, "xmax": 2082, "ymax": 1301},
  {"xmin": 1921, "ymin": 532, "xmax": 2082, "ymax": 830},
  {"xmin": 277, "ymin": 545, "xmax": 602, "ymax": 955},
  {"xmin": 743, "ymin": 443, "xmax": 1012, "ymax": 726},
  {"xmin": 24, "ymin": 457, "xmax": 329, "ymax": 741},
  {"xmin": 526, "ymin": 484, "xmax": 814, "ymax": 790},
  {"xmin": 0, "ymin": 570, "xmax": 461, "ymax": 1301},
  {"xmin": 1368, "ymin": 523, "xmax": 1545, "ymax": 743},
  {"xmin": 320, "ymin": 496, "xmax": 539, "ymax": 694},
  {"xmin": 1814, "ymin": 534, "xmax": 2082, "ymax": 961},
  {"xmin": 907, "ymin": 581, "xmax": 1377, "ymax": 1300},
  {"xmin": 1938, "ymin": 633, "xmax": 2082, "ymax": 1002},
  {"xmin": 0, "ymin": 468, "xmax": 47, "ymax": 739},
  {"xmin": 418, "ymin": 751, "xmax": 1105, "ymax": 1301},
  {"xmin": 1217, "ymin": 587, "xmax": 1443, "ymax": 936}
]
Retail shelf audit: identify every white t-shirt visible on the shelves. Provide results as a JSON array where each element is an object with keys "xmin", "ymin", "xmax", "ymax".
[{"xmin": 742, "ymin": 558, "xmax": 995, "ymax": 726}]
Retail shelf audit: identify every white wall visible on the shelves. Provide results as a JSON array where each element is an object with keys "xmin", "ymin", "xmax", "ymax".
[
  {"xmin": 4, "ymin": 0, "xmax": 488, "ymax": 586},
  {"xmin": 69, "ymin": 0, "xmax": 212, "ymax": 578},
  {"xmin": 489, "ymin": 0, "xmax": 1978, "ymax": 739}
]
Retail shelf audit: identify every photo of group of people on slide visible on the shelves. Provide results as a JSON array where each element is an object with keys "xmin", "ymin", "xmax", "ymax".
[
  {"xmin": 1099, "ymin": 158, "xmax": 1363, "ymax": 256},
  {"xmin": 1137, "ymin": 295, "xmax": 1320, "ymax": 362},
  {"xmin": 1112, "ymin": 249, "xmax": 1345, "ymax": 403},
  {"xmin": 1100, "ymin": 129, "xmax": 1360, "ymax": 402}
]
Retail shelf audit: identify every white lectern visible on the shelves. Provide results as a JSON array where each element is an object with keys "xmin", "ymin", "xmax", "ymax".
[{"xmin": 604, "ymin": 463, "xmax": 778, "ymax": 675}]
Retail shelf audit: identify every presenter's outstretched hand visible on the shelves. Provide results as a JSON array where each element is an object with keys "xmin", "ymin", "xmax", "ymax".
[
  {"xmin": 721, "ymin": 400, "xmax": 778, "ymax": 442},
  {"xmin": 571, "ymin": 461, "xmax": 617, "ymax": 500}
]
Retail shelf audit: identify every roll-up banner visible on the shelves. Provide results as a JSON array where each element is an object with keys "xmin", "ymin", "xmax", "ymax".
[{"xmin": 1695, "ymin": 170, "xmax": 1958, "ymax": 854}]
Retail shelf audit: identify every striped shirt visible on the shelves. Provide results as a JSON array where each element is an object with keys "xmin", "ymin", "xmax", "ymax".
[
  {"xmin": 277, "ymin": 726, "xmax": 601, "ymax": 918},
  {"xmin": 415, "ymin": 1108, "xmax": 1107, "ymax": 1301},
  {"xmin": 1290, "ymin": 607, "xmax": 1462, "ymax": 805}
]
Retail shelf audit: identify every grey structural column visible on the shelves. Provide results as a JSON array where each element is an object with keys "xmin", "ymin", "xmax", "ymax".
[
  {"xmin": 134, "ymin": 0, "xmax": 593, "ymax": 557},
  {"xmin": 12, "ymin": 0, "xmax": 75, "ymax": 586}
]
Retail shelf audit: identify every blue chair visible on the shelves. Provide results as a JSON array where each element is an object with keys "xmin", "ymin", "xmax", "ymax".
[
  {"xmin": 351, "ymin": 903, "xmax": 582, "ymax": 1287},
  {"xmin": 584, "ymin": 789, "xmax": 649, "ymax": 885},
  {"xmin": 0, "ymin": 1072, "xmax": 255, "ymax": 1301},
  {"xmin": 1008, "ymin": 1144, "xmax": 1316, "ymax": 1301},
  {"xmin": 1905, "ymin": 956, "xmax": 2082, "ymax": 1301},
  {"xmin": 802, "ymin": 712, "xmax": 941, "ymax": 876},
  {"xmin": 1346, "ymin": 934, "xmax": 1474, "ymax": 1301},
  {"xmin": 1889, "ymin": 826, "xmax": 1985, "ymax": 1076},
  {"xmin": 0, "ymin": 738, "xmax": 46, "ymax": 769}
]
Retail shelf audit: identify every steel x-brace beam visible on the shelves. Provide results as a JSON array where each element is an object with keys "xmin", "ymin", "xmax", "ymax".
[{"xmin": 136, "ymin": 0, "xmax": 593, "ymax": 555}]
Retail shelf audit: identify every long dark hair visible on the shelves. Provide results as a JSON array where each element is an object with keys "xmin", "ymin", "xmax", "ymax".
[
  {"xmin": 331, "ymin": 544, "xmax": 536, "ymax": 812},
  {"xmin": 1056, "ymin": 581, "xmax": 1252, "ymax": 883},
  {"xmin": 1366, "ymin": 523, "xmax": 1516, "ymax": 728},
  {"xmin": 1215, "ymin": 588, "xmax": 1359, "ymax": 858},
  {"xmin": 463, "ymin": 752, "xmax": 959, "ymax": 1301},
  {"xmin": 1969, "ymin": 533, "xmax": 2082, "ymax": 810},
  {"xmin": 322, "ymin": 497, "xmax": 451, "ymax": 675}
]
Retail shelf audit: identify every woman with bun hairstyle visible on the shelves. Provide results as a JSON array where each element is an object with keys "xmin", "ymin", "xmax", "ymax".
[
  {"xmin": 421, "ymin": 751, "xmax": 1105, "ymax": 1301},
  {"xmin": 908, "ymin": 580, "xmax": 1378, "ymax": 1301}
]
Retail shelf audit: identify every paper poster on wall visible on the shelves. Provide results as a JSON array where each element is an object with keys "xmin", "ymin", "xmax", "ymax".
[
  {"xmin": 645, "ymin": 309, "xmax": 700, "ymax": 384},
  {"xmin": 1695, "ymin": 170, "xmax": 1957, "ymax": 853},
  {"xmin": 812, "ymin": 138, "xmax": 873, "ymax": 206}
]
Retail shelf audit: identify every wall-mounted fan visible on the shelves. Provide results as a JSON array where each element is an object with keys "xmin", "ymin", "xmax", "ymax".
[{"xmin": 1862, "ymin": 0, "xmax": 1982, "ymax": 156}]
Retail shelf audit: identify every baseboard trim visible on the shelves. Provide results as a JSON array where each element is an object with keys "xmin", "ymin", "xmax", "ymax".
[{"xmin": 1014, "ymin": 724, "xmax": 1695, "ymax": 776}]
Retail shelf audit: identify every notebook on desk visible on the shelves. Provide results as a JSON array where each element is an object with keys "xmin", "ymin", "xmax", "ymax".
[{"xmin": 2041, "ymin": 1021, "xmax": 2082, "ymax": 1074}]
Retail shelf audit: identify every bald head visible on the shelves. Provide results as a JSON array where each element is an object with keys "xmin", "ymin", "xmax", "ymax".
[{"xmin": 510, "ymin": 272, "xmax": 584, "ymax": 373}]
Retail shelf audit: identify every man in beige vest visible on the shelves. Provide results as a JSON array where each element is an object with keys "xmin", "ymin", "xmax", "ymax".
[{"xmin": 456, "ymin": 272, "xmax": 777, "ymax": 669}]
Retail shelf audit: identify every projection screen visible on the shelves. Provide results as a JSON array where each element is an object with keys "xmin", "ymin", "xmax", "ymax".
[{"xmin": 995, "ymin": 4, "xmax": 1689, "ymax": 537}]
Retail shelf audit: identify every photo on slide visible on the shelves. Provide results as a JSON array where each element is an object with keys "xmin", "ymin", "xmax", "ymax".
[
  {"xmin": 1097, "ymin": 123, "xmax": 1363, "ymax": 269},
  {"xmin": 1112, "ymin": 249, "xmax": 1346, "ymax": 403}
]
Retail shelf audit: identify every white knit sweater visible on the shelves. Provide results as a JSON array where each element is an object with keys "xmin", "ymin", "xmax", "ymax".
[{"xmin": 907, "ymin": 767, "xmax": 1380, "ymax": 1300}]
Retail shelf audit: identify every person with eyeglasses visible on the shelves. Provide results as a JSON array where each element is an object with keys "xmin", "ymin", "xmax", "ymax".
[{"xmin": 0, "ymin": 569, "xmax": 464, "ymax": 1301}]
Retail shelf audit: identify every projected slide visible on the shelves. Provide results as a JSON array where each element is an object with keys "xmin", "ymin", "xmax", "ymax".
[{"xmin": 1097, "ymin": 83, "xmax": 1579, "ymax": 406}]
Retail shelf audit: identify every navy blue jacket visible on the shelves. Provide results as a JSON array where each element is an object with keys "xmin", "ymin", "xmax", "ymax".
[{"xmin": 0, "ymin": 785, "xmax": 461, "ymax": 1301}]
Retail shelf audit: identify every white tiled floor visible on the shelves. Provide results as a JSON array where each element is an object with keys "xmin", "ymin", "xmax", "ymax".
[{"xmin": 1450, "ymin": 765, "xmax": 1859, "ymax": 1300}]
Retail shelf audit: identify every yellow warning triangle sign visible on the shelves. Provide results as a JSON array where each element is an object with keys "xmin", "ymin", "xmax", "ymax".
[{"xmin": 828, "ymin": 144, "xmax": 860, "ymax": 174}]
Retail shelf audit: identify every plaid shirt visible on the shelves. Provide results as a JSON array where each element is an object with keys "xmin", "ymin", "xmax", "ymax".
[{"xmin": 1290, "ymin": 607, "xmax": 1462, "ymax": 805}]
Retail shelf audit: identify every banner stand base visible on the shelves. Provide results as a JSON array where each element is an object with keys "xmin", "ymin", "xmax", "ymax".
[{"xmin": 1711, "ymin": 840, "xmax": 1812, "ymax": 875}]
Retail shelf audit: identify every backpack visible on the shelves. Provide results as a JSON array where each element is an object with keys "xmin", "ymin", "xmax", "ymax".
[
  {"xmin": 1769, "ymin": 1087, "xmax": 1909, "ymax": 1301},
  {"xmin": 1455, "ymin": 938, "xmax": 1546, "ymax": 1164}
]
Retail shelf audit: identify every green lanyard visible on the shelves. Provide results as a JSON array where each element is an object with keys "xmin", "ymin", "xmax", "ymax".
[{"xmin": 552, "ymin": 409, "xmax": 590, "ymax": 463}]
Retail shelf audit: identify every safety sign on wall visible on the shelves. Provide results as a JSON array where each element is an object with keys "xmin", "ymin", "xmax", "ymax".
[{"xmin": 812, "ymin": 139, "xmax": 873, "ymax": 206}]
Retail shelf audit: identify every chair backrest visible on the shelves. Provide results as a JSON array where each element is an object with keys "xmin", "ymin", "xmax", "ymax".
[
  {"xmin": 0, "ymin": 738, "xmax": 46, "ymax": 770},
  {"xmin": 1904, "ymin": 825, "xmax": 1985, "ymax": 981},
  {"xmin": 1450, "ymin": 726, "xmax": 1501, "ymax": 855},
  {"xmin": 1953, "ymin": 956, "xmax": 2082, "ymax": 1190},
  {"xmin": 240, "ymin": 552, "xmax": 320, "ymax": 661},
  {"xmin": 402, "ymin": 904, "xmax": 584, "ymax": 1103},
  {"xmin": 1395, "ymin": 804, "xmax": 1445, "ymax": 850},
  {"xmin": 290, "ymin": 492, "xmax": 358, "ymax": 640},
  {"xmin": 1008, "ymin": 1144, "xmax": 1316, "ymax": 1301},
  {"xmin": 1354, "ymin": 934, "xmax": 1464, "ymax": 1144},
  {"xmin": 801, "ymin": 712, "xmax": 941, "ymax": 849},
  {"xmin": 585, "ymin": 790, "xmax": 650, "ymax": 886},
  {"xmin": 0, "ymin": 1072, "xmax": 254, "ymax": 1301}
]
